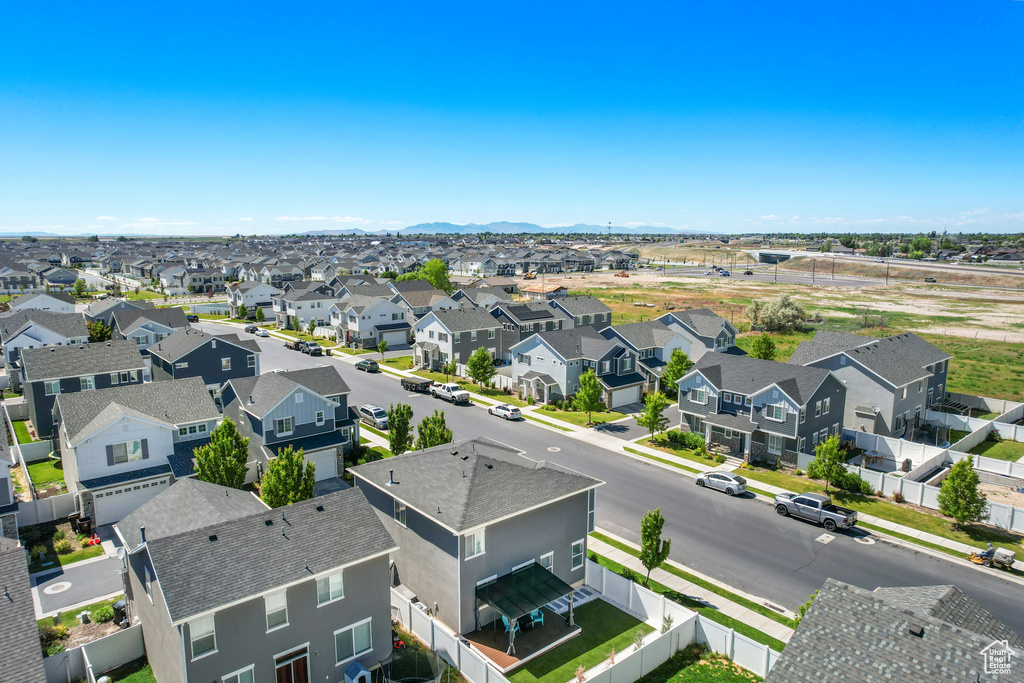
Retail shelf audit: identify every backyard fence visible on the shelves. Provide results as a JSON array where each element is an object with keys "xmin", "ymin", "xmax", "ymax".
[
  {"xmin": 43, "ymin": 625, "xmax": 144, "ymax": 683},
  {"xmin": 17, "ymin": 493, "xmax": 76, "ymax": 525},
  {"xmin": 189, "ymin": 302, "xmax": 230, "ymax": 315},
  {"xmin": 946, "ymin": 392, "xmax": 1022, "ymax": 416},
  {"xmin": 993, "ymin": 421, "xmax": 1024, "ymax": 445}
]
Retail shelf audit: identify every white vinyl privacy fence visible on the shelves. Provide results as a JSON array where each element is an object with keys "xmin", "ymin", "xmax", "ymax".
[{"xmin": 390, "ymin": 560, "xmax": 780, "ymax": 683}]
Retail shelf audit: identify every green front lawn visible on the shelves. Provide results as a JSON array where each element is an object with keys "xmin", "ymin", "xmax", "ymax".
[
  {"xmin": 506, "ymin": 600, "xmax": 653, "ymax": 683},
  {"xmin": 12, "ymin": 420, "xmax": 38, "ymax": 444},
  {"xmin": 382, "ymin": 355, "xmax": 415, "ymax": 371},
  {"xmin": 125, "ymin": 290, "xmax": 164, "ymax": 300},
  {"xmin": 636, "ymin": 644, "xmax": 762, "ymax": 683},
  {"xmin": 38, "ymin": 597, "xmax": 121, "ymax": 630},
  {"xmin": 970, "ymin": 438, "xmax": 1024, "ymax": 462},
  {"xmin": 537, "ymin": 406, "xmax": 624, "ymax": 427},
  {"xmin": 643, "ymin": 440, "xmax": 722, "ymax": 468},
  {"xmin": 735, "ymin": 330, "xmax": 816, "ymax": 362}
]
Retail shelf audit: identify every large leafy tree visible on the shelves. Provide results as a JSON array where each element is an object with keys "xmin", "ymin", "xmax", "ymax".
[
  {"xmin": 260, "ymin": 446, "xmax": 315, "ymax": 508},
  {"xmin": 87, "ymin": 320, "xmax": 112, "ymax": 343},
  {"xmin": 194, "ymin": 418, "xmax": 249, "ymax": 489},
  {"xmin": 415, "ymin": 410, "xmax": 453, "ymax": 450},
  {"xmin": 73, "ymin": 279, "xmax": 87, "ymax": 298},
  {"xmin": 421, "ymin": 259, "xmax": 454, "ymax": 294},
  {"xmin": 466, "ymin": 347, "xmax": 496, "ymax": 386},
  {"xmin": 572, "ymin": 370, "xmax": 603, "ymax": 424},
  {"xmin": 749, "ymin": 333, "xmax": 777, "ymax": 361},
  {"xmin": 387, "ymin": 403, "xmax": 414, "ymax": 457},
  {"xmin": 809, "ymin": 434, "xmax": 846, "ymax": 493},
  {"xmin": 639, "ymin": 508, "xmax": 671, "ymax": 587},
  {"xmin": 938, "ymin": 458, "xmax": 988, "ymax": 531},
  {"xmin": 637, "ymin": 392, "xmax": 670, "ymax": 441},
  {"xmin": 660, "ymin": 349, "xmax": 693, "ymax": 393}
]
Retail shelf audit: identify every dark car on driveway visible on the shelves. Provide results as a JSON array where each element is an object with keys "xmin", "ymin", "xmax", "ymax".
[
  {"xmin": 356, "ymin": 359, "xmax": 379, "ymax": 372},
  {"xmin": 186, "ymin": 314, "xmax": 199, "ymax": 323}
]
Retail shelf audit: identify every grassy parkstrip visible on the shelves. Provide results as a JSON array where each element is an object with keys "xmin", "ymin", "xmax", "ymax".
[
  {"xmin": 623, "ymin": 446, "xmax": 701, "ymax": 474},
  {"xmin": 523, "ymin": 413, "xmax": 574, "ymax": 432}
]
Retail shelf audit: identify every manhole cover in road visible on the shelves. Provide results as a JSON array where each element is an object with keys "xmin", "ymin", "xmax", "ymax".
[
  {"xmin": 547, "ymin": 447, "xmax": 561, "ymax": 452},
  {"xmin": 43, "ymin": 582, "xmax": 72, "ymax": 595},
  {"xmin": 815, "ymin": 533, "xmax": 835, "ymax": 545}
]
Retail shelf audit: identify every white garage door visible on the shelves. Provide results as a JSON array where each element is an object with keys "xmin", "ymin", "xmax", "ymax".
[
  {"xmin": 609, "ymin": 385, "xmax": 641, "ymax": 409},
  {"xmin": 305, "ymin": 448, "xmax": 338, "ymax": 481},
  {"xmin": 381, "ymin": 330, "xmax": 408, "ymax": 347},
  {"xmin": 93, "ymin": 478, "xmax": 170, "ymax": 526}
]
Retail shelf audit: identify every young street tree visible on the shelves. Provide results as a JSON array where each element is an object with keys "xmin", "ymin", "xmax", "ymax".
[
  {"xmin": 573, "ymin": 370, "xmax": 604, "ymax": 424},
  {"xmin": 415, "ymin": 410, "xmax": 453, "ymax": 450},
  {"xmin": 193, "ymin": 418, "xmax": 249, "ymax": 489},
  {"xmin": 466, "ymin": 346, "xmax": 496, "ymax": 386},
  {"xmin": 377, "ymin": 339, "xmax": 389, "ymax": 358},
  {"xmin": 639, "ymin": 508, "xmax": 671, "ymax": 588},
  {"xmin": 441, "ymin": 361, "xmax": 457, "ymax": 382},
  {"xmin": 810, "ymin": 434, "xmax": 846, "ymax": 493},
  {"xmin": 387, "ymin": 403, "xmax": 414, "ymax": 457},
  {"xmin": 660, "ymin": 349, "xmax": 693, "ymax": 393},
  {"xmin": 637, "ymin": 392, "xmax": 669, "ymax": 441},
  {"xmin": 255, "ymin": 307, "xmax": 265, "ymax": 323},
  {"xmin": 306, "ymin": 319, "xmax": 317, "ymax": 335},
  {"xmin": 237, "ymin": 303, "xmax": 248, "ymax": 320},
  {"xmin": 73, "ymin": 278, "xmax": 87, "ymax": 298},
  {"xmin": 749, "ymin": 332, "xmax": 778, "ymax": 361},
  {"xmin": 938, "ymin": 458, "xmax": 988, "ymax": 531},
  {"xmin": 260, "ymin": 445, "xmax": 316, "ymax": 508}
]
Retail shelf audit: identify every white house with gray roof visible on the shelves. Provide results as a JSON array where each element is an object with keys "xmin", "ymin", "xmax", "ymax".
[
  {"xmin": 0, "ymin": 310, "xmax": 89, "ymax": 374},
  {"xmin": 112, "ymin": 307, "xmax": 190, "ymax": 356},
  {"xmin": 330, "ymin": 295, "xmax": 410, "ymax": 348},
  {"xmin": 226, "ymin": 280, "xmax": 282, "ymax": 320},
  {"xmin": 656, "ymin": 308, "xmax": 739, "ymax": 360},
  {"xmin": 115, "ymin": 480, "xmax": 397, "ymax": 683},
  {"xmin": 54, "ymin": 377, "xmax": 221, "ymax": 525},
  {"xmin": 8, "ymin": 291, "xmax": 75, "ymax": 314}
]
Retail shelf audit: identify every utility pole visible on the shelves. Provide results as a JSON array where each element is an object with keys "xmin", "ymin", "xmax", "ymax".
[
  {"xmin": 774, "ymin": 261, "xmax": 778, "ymax": 283},
  {"xmin": 811, "ymin": 259, "xmax": 815, "ymax": 282},
  {"xmin": 831, "ymin": 258, "xmax": 835, "ymax": 281},
  {"xmin": 885, "ymin": 262, "xmax": 889, "ymax": 286}
]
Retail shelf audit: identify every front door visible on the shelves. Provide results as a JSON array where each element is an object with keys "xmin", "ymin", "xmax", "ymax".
[{"xmin": 275, "ymin": 648, "xmax": 309, "ymax": 683}]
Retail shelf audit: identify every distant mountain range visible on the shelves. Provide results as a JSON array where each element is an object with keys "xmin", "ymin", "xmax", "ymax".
[{"xmin": 305, "ymin": 221, "xmax": 700, "ymax": 236}]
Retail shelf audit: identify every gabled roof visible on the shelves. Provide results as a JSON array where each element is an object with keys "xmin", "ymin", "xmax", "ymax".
[
  {"xmin": 83, "ymin": 298, "xmax": 154, "ymax": 319},
  {"xmin": 337, "ymin": 294, "xmax": 394, "ymax": 314},
  {"xmin": 551, "ymin": 295, "xmax": 612, "ymax": 316},
  {"xmin": 142, "ymin": 487, "xmax": 396, "ymax": 623},
  {"xmin": 344, "ymin": 283, "xmax": 396, "ymax": 299},
  {"xmin": 604, "ymin": 320, "xmax": 680, "ymax": 350},
  {"xmin": 498, "ymin": 301, "xmax": 557, "ymax": 323},
  {"xmin": 427, "ymin": 308, "xmax": 502, "ymax": 333},
  {"xmin": 0, "ymin": 543, "xmax": 46, "ymax": 683},
  {"xmin": 351, "ymin": 437, "xmax": 603, "ymax": 533},
  {"xmin": 688, "ymin": 353, "xmax": 831, "ymax": 405},
  {"xmin": 389, "ymin": 279, "xmax": 437, "ymax": 293},
  {"xmin": 57, "ymin": 377, "xmax": 220, "ymax": 444},
  {"xmin": 0, "ymin": 310, "xmax": 88, "ymax": 341},
  {"xmin": 148, "ymin": 328, "xmax": 260, "ymax": 363},
  {"xmin": 515, "ymin": 326, "xmax": 620, "ymax": 362},
  {"xmin": 21, "ymin": 340, "xmax": 145, "ymax": 382},
  {"xmin": 395, "ymin": 288, "xmax": 452, "ymax": 308},
  {"xmin": 227, "ymin": 366, "xmax": 349, "ymax": 419},
  {"xmin": 112, "ymin": 307, "xmax": 189, "ymax": 334},
  {"xmin": 9, "ymin": 291, "xmax": 75, "ymax": 308},
  {"xmin": 766, "ymin": 579, "xmax": 1024, "ymax": 683},
  {"xmin": 660, "ymin": 308, "xmax": 733, "ymax": 339},
  {"xmin": 788, "ymin": 331, "xmax": 952, "ymax": 387}
]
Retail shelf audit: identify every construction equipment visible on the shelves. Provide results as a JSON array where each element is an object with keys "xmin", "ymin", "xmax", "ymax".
[
  {"xmin": 523, "ymin": 272, "xmax": 537, "ymax": 280},
  {"xmin": 614, "ymin": 271, "xmax": 629, "ymax": 278}
]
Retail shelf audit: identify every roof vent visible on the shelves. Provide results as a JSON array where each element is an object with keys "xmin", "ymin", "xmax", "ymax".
[
  {"xmin": 908, "ymin": 624, "xmax": 924, "ymax": 638},
  {"xmin": 485, "ymin": 463, "xmax": 493, "ymax": 469},
  {"xmin": 316, "ymin": 505, "xmax": 324, "ymax": 512},
  {"xmin": 208, "ymin": 534, "xmax": 218, "ymax": 542},
  {"xmin": 248, "ymin": 395, "xmax": 254, "ymax": 404},
  {"xmin": 387, "ymin": 469, "xmax": 395, "ymax": 486},
  {"xmin": 140, "ymin": 526, "xmax": 146, "ymax": 543},
  {"xmin": 450, "ymin": 449, "xmax": 458, "ymax": 456},
  {"xmin": 265, "ymin": 519, "xmax": 273, "ymax": 526}
]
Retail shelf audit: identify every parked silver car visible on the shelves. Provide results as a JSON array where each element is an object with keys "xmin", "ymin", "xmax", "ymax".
[
  {"xmin": 359, "ymin": 404, "xmax": 389, "ymax": 430},
  {"xmin": 694, "ymin": 470, "xmax": 747, "ymax": 496}
]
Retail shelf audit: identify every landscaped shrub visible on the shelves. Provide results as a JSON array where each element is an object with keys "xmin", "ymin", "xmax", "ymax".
[
  {"xmin": 38, "ymin": 623, "xmax": 69, "ymax": 655},
  {"xmin": 620, "ymin": 567, "xmax": 638, "ymax": 583},
  {"xmin": 527, "ymin": 395, "xmax": 535, "ymax": 406},
  {"xmin": 892, "ymin": 491, "xmax": 905, "ymax": 504},
  {"xmin": 795, "ymin": 468, "xmax": 804, "ymax": 476},
  {"xmin": 52, "ymin": 528, "xmax": 65, "ymax": 541},
  {"xmin": 30, "ymin": 544, "xmax": 47, "ymax": 559},
  {"xmin": 54, "ymin": 539, "xmax": 73, "ymax": 555},
  {"xmin": 93, "ymin": 605, "xmax": 115, "ymax": 623},
  {"xmin": 806, "ymin": 461, "xmax": 823, "ymax": 480},
  {"xmin": 668, "ymin": 430, "xmax": 705, "ymax": 450},
  {"xmin": 875, "ymin": 490, "xmax": 885, "ymax": 498},
  {"xmin": 714, "ymin": 454, "xmax": 726, "ymax": 464},
  {"xmin": 834, "ymin": 472, "xmax": 873, "ymax": 495}
]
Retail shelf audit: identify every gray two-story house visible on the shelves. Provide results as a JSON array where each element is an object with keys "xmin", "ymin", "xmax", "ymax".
[
  {"xmin": 549, "ymin": 296, "xmax": 613, "ymax": 331},
  {"xmin": 351, "ymin": 437, "xmax": 602, "ymax": 638},
  {"xmin": 677, "ymin": 353, "xmax": 847, "ymax": 465},
  {"xmin": 412, "ymin": 308, "xmax": 503, "ymax": 370},
  {"xmin": 220, "ymin": 367, "xmax": 358, "ymax": 483},
  {"xmin": 115, "ymin": 479, "xmax": 397, "ymax": 683},
  {"xmin": 112, "ymin": 307, "xmax": 190, "ymax": 355},
  {"xmin": 20, "ymin": 341, "xmax": 145, "ymax": 439},
  {"xmin": 602, "ymin": 320, "xmax": 693, "ymax": 393},
  {"xmin": 788, "ymin": 331, "xmax": 951, "ymax": 438},
  {"xmin": 149, "ymin": 329, "xmax": 261, "ymax": 391},
  {"xmin": 489, "ymin": 302, "xmax": 567, "ymax": 362}
]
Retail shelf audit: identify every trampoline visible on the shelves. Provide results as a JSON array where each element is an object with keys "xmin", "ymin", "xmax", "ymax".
[{"xmin": 378, "ymin": 635, "xmax": 450, "ymax": 683}]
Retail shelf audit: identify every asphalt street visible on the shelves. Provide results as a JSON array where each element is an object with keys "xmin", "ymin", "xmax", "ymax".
[
  {"xmin": 196, "ymin": 320, "xmax": 1024, "ymax": 637},
  {"xmin": 662, "ymin": 266, "xmax": 881, "ymax": 289}
]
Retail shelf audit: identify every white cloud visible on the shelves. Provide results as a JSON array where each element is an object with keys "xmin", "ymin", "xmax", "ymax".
[
  {"xmin": 760, "ymin": 215, "xmax": 781, "ymax": 221},
  {"xmin": 273, "ymin": 216, "xmax": 371, "ymax": 224},
  {"xmin": 95, "ymin": 216, "xmax": 118, "ymax": 221},
  {"xmin": 135, "ymin": 217, "xmax": 159, "ymax": 222},
  {"xmin": 238, "ymin": 217, "xmax": 254, "ymax": 221},
  {"xmin": 384, "ymin": 220, "xmax": 403, "ymax": 225}
]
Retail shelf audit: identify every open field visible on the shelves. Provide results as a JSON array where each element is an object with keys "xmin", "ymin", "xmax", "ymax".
[{"xmin": 779, "ymin": 255, "xmax": 1024, "ymax": 290}]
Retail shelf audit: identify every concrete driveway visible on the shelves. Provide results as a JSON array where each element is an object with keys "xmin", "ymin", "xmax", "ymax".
[{"xmin": 33, "ymin": 556, "xmax": 124, "ymax": 617}]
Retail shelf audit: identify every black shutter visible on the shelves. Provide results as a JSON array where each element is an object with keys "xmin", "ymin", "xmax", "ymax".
[
  {"xmin": 140, "ymin": 439, "xmax": 150, "ymax": 460},
  {"xmin": 105, "ymin": 445, "xmax": 115, "ymax": 466}
]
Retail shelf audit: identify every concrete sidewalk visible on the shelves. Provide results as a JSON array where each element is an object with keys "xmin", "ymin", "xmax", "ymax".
[{"xmin": 589, "ymin": 531, "xmax": 795, "ymax": 644}]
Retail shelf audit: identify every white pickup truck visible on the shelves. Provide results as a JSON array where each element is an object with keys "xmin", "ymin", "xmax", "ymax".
[
  {"xmin": 430, "ymin": 382, "xmax": 471, "ymax": 405},
  {"xmin": 774, "ymin": 492, "xmax": 858, "ymax": 531}
]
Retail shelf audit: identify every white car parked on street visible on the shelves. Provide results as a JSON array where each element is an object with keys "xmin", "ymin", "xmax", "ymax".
[{"xmin": 694, "ymin": 470, "xmax": 747, "ymax": 496}]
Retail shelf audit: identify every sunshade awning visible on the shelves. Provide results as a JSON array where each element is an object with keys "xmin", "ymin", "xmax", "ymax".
[{"xmin": 475, "ymin": 563, "xmax": 574, "ymax": 621}]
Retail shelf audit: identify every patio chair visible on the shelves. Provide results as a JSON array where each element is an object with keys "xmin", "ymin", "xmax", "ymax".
[
  {"xmin": 502, "ymin": 616, "xmax": 520, "ymax": 635},
  {"xmin": 529, "ymin": 609, "xmax": 544, "ymax": 627}
]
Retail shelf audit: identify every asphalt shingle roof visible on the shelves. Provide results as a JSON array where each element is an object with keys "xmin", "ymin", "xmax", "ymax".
[
  {"xmin": 0, "ymin": 543, "xmax": 46, "ymax": 683},
  {"xmin": 552, "ymin": 295, "xmax": 612, "ymax": 316},
  {"xmin": 21, "ymin": 340, "xmax": 145, "ymax": 382},
  {"xmin": 431, "ymin": 308, "xmax": 502, "ymax": 333},
  {"xmin": 57, "ymin": 377, "xmax": 220, "ymax": 443},
  {"xmin": 143, "ymin": 486, "xmax": 396, "ymax": 622},
  {"xmin": 351, "ymin": 437, "xmax": 602, "ymax": 532},
  {"xmin": 79, "ymin": 464, "xmax": 172, "ymax": 491},
  {"xmin": 789, "ymin": 331, "xmax": 952, "ymax": 387},
  {"xmin": 0, "ymin": 310, "xmax": 88, "ymax": 341},
  {"xmin": 521, "ymin": 326, "xmax": 619, "ymax": 361},
  {"xmin": 606, "ymin": 320, "xmax": 680, "ymax": 350},
  {"xmin": 228, "ymin": 366, "xmax": 349, "ymax": 419},
  {"xmin": 662, "ymin": 308, "xmax": 731, "ymax": 339},
  {"xmin": 112, "ymin": 307, "xmax": 189, "ymax": 334},
  {"xmin": 10, "ymin": 291, "xmax": 75, "ymax": 307},
  {"xmin": 148, "ymin": 328, "xmax": 261, "ymax": 362},
  {"xmin": 689, "ymin": 352, "xmax": 830, "ymax": 405}
]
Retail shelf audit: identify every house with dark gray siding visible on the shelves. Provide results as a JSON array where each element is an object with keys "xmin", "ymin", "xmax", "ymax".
[
  {"xmin": 549, "ymin": 296, "xmax": 613, "ymax": 331},
  {"xmin": 351, "ymin": 437, "xmax": 602, "ymax": 637},
  {"xmin": 115, "ymin": 479, "xmax": 397, "ymax": 683},
  {"xmin": 412, "ymin": 308, "xmax": 503, "ymax": 370},
  {"xmin": 20, "ymin": 340, "xmax": 145, "ymax": 439},
  {"xmin": 489, "ymin": 301, "xmax": 567, "ymax": 361},
  {"xmin": 678, "ymin": 353, "xmax": 847, "ymax": 465},
  {"xmin": 83, "ymin": 298, "xmax": 155, "ymax": 326},
  {"xmin": 148, "ymin": 329, "xmax": 261, "ymax": 391}
]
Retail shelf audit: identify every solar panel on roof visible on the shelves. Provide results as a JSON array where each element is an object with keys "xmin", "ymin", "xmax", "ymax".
[{"xmin": 508, "ymin": 306, "xmax": 552, "ymax": 321}]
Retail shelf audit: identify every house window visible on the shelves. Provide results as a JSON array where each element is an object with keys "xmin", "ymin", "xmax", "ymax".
[
  {"xmin": 900, "ymin": 387, "xmax": 907, "ymax": 400},
  {"xmin": 571, "ymin": 539, "xmax": 585, "ymax": 570},
  {"xmin": 179, "ymin": 427, "xmax": 188, "ymax": 436},
  {"xmin": 190, "ymin": 614, "xmax": 217, "ymax": 659},
  {"xmin": 44, "ymin": 380, "xmax": 61, "ymax": 396},
  {"xmin": 275, "ymin": 417, "xmax": 294, "ymax": 435},
  {"xmin": 766, "ymin": 404, "xmax": 785, "ymax": 421},
  {"xmin": 470, "ymin": 331, "xmax": 477, "ymax": 342},
  {"xmin": 247, "ymin": 355, "xmax": 256, "ymax": 368},
  {"xmin": 767, "ymin": 434, "xmax": 783, "ymax": 455},
  {"xmin": 198, "ymin": 423, "xmax": 207, "ymax": 433},
  {"xmin": 622, "ymin": 357, "xmax": 632, "ymax": 371},
  {"xmin": 722, "ymin": 392, "xmax": 732, "ymax": 404},
  {"xmin": 221, "ymin": 358, "xmax": 231, "ymax": 371},
  {"xmin": 316, "ymin": 411, "xmax": 325, "ymax": 426},
  {"xmin": 317, "ymin": 571, "xmax": 344, "ymax": 605},
  {"xmin": 744, "ymin": 396, "xmax": 752, "ymax": 407},
  {"xmin": 465, "ymin": 529, "xmax": 485, "ymax": 559},
  {"xmin": 454, "ymin": 333, "xmax": 461, "ymax": 344},
  {"xmin": 135, "ymin": 336, "xmax": 147, "ymax": 346},
  {"xmin": 832, "ymin": 423, "xmax": 840, "ymax": 436},
  {"xmin": 120, "ymin": 371, "xmax": 131, "ymax": 383},
  {"xmin": 823, "ymin": 398, "xmax": 831, "ymax": 414},
  {"xmin": 814, "ymin": 401, "xmax": 822, "ymax": 418},
  {"xmin": 690, "ymin": 388, "xmax": 706, "ymax": 405},
  {"xmin": 839, "ymin": 356, "xmax": 846, "ymax": 366},
  {"xmin": 335, "ymin": 618, "xmax": 373, "ymax": 665},
  {"xmin": 429, "ymin": 330, "xmax": 435, "ymax": 339},
  {"xmin": 587, "ymin": 489, "xmax": 596, "ymax": 533},
  {"xmin": 394, "ymin": 500, "xmax": 407, "ymax": 527},
  {"xmin": 175, "ymin": 362, "xmax": 188, "ymax": 369},
  {"xmin": 110, "ymin": 372, "xmax": 119, "ymax": 384},
  {"xmin": 601, "ymin": 360, "xmax": 611, "ymax": 373},
  {"xmin": 265, "ymin": 591, "xmax": 288, "ymax": 631},
  {"xmin": 112, "ymin": 440, "xmax": 143, "ymax": 464},
  {"xmin": 799, "ymin": 407, "xmax": 806, "ymax": 424},
  {"xmin": 488, "ymin": 329, "xmax": 495, "ymax": 339},
  {"xmin": 798, "ymin": 437, "xmax": 806, "ymax": 453},
  {"xmin": 222, "ymin": 666, "xmax": 255, "ymax": 683},
  {"xmin": 540, "ymin": 552, "xmax": 553, "ymax": 572},
  {"xmin": 81, "ymin": 376, "xmax": 95, "ymax": 391},
  {"xmin": 295, "ymin": 393, "xmax": 303, "ymax": 403}
]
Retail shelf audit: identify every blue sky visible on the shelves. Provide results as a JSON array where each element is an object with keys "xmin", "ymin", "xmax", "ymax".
[{"xmin": 1, "ymin": 1, "xmax": 1022, "ymax": 235}]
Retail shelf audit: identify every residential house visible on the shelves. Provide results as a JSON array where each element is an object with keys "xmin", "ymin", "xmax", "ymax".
[
  {"xmin": 38, "ymin": 266, "xmax": 79, "ymax": 290},
  {"xmin": 149, "ymin": 329, "xmax": 261, "ymax": 391},
  {"xmin": 0, "ymin": 266, "xmax": 40, "ymax": 295},
  {"xmin": 788, "ymin": 332, "xmax": 951, "ymax": 438},
  {"xmin": 273, "ymin": 289, "xmax": 335, "ymax": 330},
  {"xmin": 54, "ymin": 378, "xmax": 221, "ymax": 525},
  {"xmin": 550, "ymin": 296, "xmax": 613, "ymax": 331},
  {"xmin": 510, "ymin": 327, "xmax": 646, "ymax": 408},
  {"xmin": 0, "ymin": 413, "xmax": 18, "ymax": 541},
  {"xmin": 8, "ymin": 291, "xmax": 76, "ymax": 314},
  {"xmin": 112, "ymin": 307, "xmax": 190, "ymax": 355},
  {"xmin": 188, "ymin": 268, "xmax": 226, "ymax": 294},
  {"xmin": 389, "ymin": 286, "xmax": 458, "ymax": 321},
  {"xmin": 0, "ymin": 311, "xmax": 89, "ymax": 378},
  {"xmin": 657, "ymin": 308, "xmax": 739, "ymax": 360},
  {"xmin": 220, "ymin": 367, "xmax": 358, "ymax": 483},
  {"xmin": 0, "ymin": 537, "xmax": 47, "ymax": 683},
  {"xmin": 351, "ymin": 437, "xmax": 602, "ymax": 635},
  {"xmin": 412, "ymin": 308, "xmax": 503, "ymax": 370},
  {"xmin": 490, "ymin": 301, "xmax": 567, "ymax": 361},
  {"xmin": 451, "ymin": 286, "xmax": 513, "ymax": 310},
  {"xmin": 521, "ymin": 283, "xmax": 568, "ymax": 300},
  {"xmin": 115, "ymin": 480, "xmax": 397, "ymax": 683},
  {"xmin": 677, "ymin": 353, "xmax": 847, "ymax": 464},
  {"xmin": 21, "ymin": 341, "xmax": 145, "ymax": 439},
  {"xmin": 83, "ymin": 298, "xmax": 155, "ymax": 327},
  {"xmin": 330, "ymin": 295, "xmax": 410, "ymax": 349},
  {"xmin": 601, "ymin": 320, "xmax": 691, "ymax": 393},
  {"xmin": 766, "ymin": 578, "xmax": 1024, "ymax": 683},
  {"xmin": 226, "ymin": 281, "xmax": 282, "ymax": 320}
]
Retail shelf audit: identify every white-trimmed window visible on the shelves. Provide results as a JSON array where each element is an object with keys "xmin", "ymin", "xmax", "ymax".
[
  {"xmin": 223, "ymin": 666, "xmax": 254, "ymax": 683},
  {"xmin": 175, "ymin": 362, "xmax": 188, "ymax": 369},
  {"xmin": 690, "ymin": 388, "xmax": 707, "ymax": 405},
  {"xmin": 265, "ymin": 590, "xmax": 288, "ymax": 631},
  {"xmin": 275, "ymin": 417, "xmax": 293, "ymax": 435},
  {"xmin": 335, "ymin": 618, "xmax": 373, "ymax": 665},
  {"xmin": 722, "ymin": 392, "xmax": 732, "ymax": 404},
  {"xmin": 823, "ymin": 398, "xmax": 830, "ymax": 414},
  {"xmin": 317, "ymin": 571, "xmax": 344, "ymax": 606},
  {"xmin": 622, "ymin": 357, "xmax": 632, "ymax": 371},
  {"xmin": 465, "ymin": 529, "xmax": 485, "ymax": 559},
  {"xmin": 744, "ymin": 396, "xmax": 751, "ymax": 407},
  {"xmin": 120, "ymin": 371, "xmax": 131, "ymax": 383},
  {"xmin": 221, "ymin": 358, "xmax": 231, "ymax": 371},
  {"xmin": 798, "ymin": 437, "xmax": 806, "ymax": 453},
  {"xmin": 540, "ymin": 552, "xmax": 553, "ymax": 572},
  {"xmin": 110, "ymin": 372, "xmax": 119, "ymax": 384},
  {"xmin": 316, "ymin": 410, "xmax": 325, "ymax": 426},
  {"xmin": 394, "ymin": 500, "xmax": 407, "ymax": 527},
  {"xmin": 112, "ymin": 440, "xmax": 143, "ymax": 464},
  {"xmin": 587, "ymin": 489, "xmax": 596, "ymax": 533},
  {"xmin": 766, "ymin": 404, "xmax": 785, "ymax": 421},
  {"xmin": 81, "ymin": 376, "xmax": 95, "ymax": 391},
  {"xmin": 247, "ymin": 355, "xmax": 256, "ymax": 368},
  {"xmin": 571, "ymin": 539, "xmax": 585, "ymax": 570},
  {"xmin": 767, "ymin": 434, "xmax": 783, "ymax": 455},
  {"xmin": 814, "ymin": 401, "xmax": 822, "ymax": 418},
  {"xmin": 295, "ymin": 393, "xmax": 303, "ymax": 403},
  {"xmin": 799, "ymin": 407, "xmax": 806, "ymax": 424},
  {"xmin": 44, "ymin": 380, "xmax": 61, "ymax": 396},
  {"xmin": 179, "ymin": 427, "xmax": 188, "ymax": 436},
  {"xmin": 601, "ymin": 360, "xmax": 611, "ymax": 373},
  {"xmin": 190, "ymin": 614, "xmax": 216, "ymax": 659}
]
